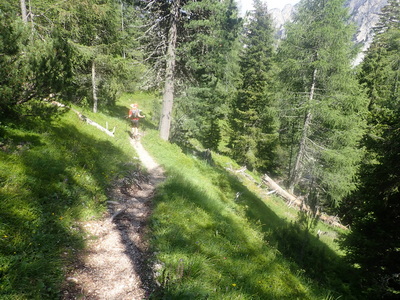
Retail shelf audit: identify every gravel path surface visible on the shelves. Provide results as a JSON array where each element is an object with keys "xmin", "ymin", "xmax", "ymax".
[{"xmin": 62, "ymin": 138, "xmax": 164, "ymax": 299}]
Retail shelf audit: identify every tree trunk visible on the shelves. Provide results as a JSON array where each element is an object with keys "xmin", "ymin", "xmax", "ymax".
[
  {"xmin": 120, "ymin": 0, "xmax": 126, "ymax": 59},
  {"xmin": 159, "ymin": 0, "xmax": 180, "ymax": 141},
  {"xmin": 92, "ymin": 59, "xmax": 98, "ymax": 113},
  {"xmin": 20, "ymin": 0, "xmax": 28, "ymax": 23},
  {"xmin": 28, "ymin": 0, "xmax": 34, "ymax": 36},
  {"xmin": 288, "ymin": 68, "xmax": 318, "ymax": 193}
]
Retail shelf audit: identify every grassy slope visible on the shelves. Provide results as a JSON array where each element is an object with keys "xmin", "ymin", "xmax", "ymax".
[
  {"xmin": 1, "ymin": 93, "xmax": 359, "ymax": 299},
  {"xmin": 141, "ymin": 131, "xmax": 358, "ymax": 299},
  {"xmin": 0, "ymin": 102, "xmax": 140, "ymax": 299},
  {"xmin": 118, "ymin": 95, "xmax": 358, "ymax": 299}
]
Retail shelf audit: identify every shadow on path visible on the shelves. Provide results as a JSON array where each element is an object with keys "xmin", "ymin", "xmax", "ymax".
[
  {"xmin": 62, "ymin": 138, "xmax": 165, "ymax": 299},
  {"xmin": 107, "ymin": 139, "xmax": 165, "ymax": 297}
]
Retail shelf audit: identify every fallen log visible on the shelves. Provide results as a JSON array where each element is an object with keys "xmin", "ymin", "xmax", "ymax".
[
  {"xmin": 262, "ymin": 174, "xmax": 302, "ymax": 207},
  {"xmin": 51, "ymin": 101, "xmax": 115, "ymax": 137},
  {"xmin": 75, "ymin": 110, "xmax": 115, "ymax": 137},
  {"xmin": 262, "ymin": 174, "xmax": 347, "ymax": 230},
  {"xmin": 225, "ymin": 166, "xmax": 348, "ymax": 230}
]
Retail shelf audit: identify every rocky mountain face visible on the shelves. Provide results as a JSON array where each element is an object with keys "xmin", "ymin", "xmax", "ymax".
[{"xmin": 270, "ymin": 0, "xmax": 389, "ymax": 63}]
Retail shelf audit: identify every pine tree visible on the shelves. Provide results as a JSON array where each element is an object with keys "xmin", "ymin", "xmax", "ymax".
[
  {"xmin": 57, "ymin": 0, "xmax": 122, "ymax": 112},
  {"xmin": 137, "ymin": 0, "xmax": 241, "ymax": 144},
  {"xmin": 340, "ymin": 1, "xmax": 400, "ymax": 296},
  {"xmin": 1, "ymin": 0, "xmax": 144, "ymax": 119},
  {"xmin": 0, "ymin": 1, "xmax": 74, "ymax": 119},
  {"xmin": 159, "ymin": 0, "xmax": 181, "ymax": 140},
  {"xmin": 277, "ymin": 0, "xmax": 368, "ymax": 207},
  {"xmin": 229, "ymin": 0, "xmax": 278, "ymax": 172},
  {"xmin": 137, "ymin": 0, "xmax": 189, "ymax": 141},
  {"xmin": 172, "ymin": 0, "xmax": 241, "ymax": 149}
]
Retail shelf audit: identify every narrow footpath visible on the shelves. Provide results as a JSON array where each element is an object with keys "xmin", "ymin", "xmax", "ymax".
[{"xmin": 62, "ymin": 138, "xmax": 164, "ymax": 299}]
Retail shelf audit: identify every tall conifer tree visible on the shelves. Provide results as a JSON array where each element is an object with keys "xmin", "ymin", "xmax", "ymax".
[
  {"xmin": 138, "ymin": 0, "xmax": 241, "ymax": 143},
  {"xmin": 0, "ymin": 0, "xmax": 75, "ymax": 118},
  {"xmin": 171, "ymin": 0, "xmax": 241, "ymax": 148},
  {"xmin": 1, "ymin": 0, "xmax": 143, "ymax": 118},
  {"xmin": 230, "ymin": 0, "xmax": 278, "ymax": 171},
  {"xmin": 57, "ymin": 0, "xmax": 122, "ymax": 112},
  {"xmin": 340, "ymin": 0, "xmax": 400, "ymax": 296},
  {"xmin": 277, "ymin": 0, "xmax": 368, "ymax": 207}
]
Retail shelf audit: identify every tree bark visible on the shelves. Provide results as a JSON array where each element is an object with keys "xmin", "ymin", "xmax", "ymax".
[
  {"xmin": 28, "ymin": 0, "xmax": 34, "ymax": 36},
  {"xmin": 20, "ymin": 0, "xmax": 28, "ymax": 23},
  {"xmin": 120, "ymin": 0, "xmax": 126, "ymax": 59},
  {"xmin": 288, "ymin": 68, "xmax": 318, "ymax": 193},
  {"xmin": 92, "ymin": 59, "xmax": 98, "ymax": 113},
  {"xmin": 159, "ymin": 0, "xmax": 180, "ymax": 141}
]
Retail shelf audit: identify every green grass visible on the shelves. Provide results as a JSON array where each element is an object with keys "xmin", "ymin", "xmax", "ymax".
[
  {"xmin": 1, "ymin": 93, "xmax": 360, "ymax": 299},
  {"xmin": 0, "ymin": 106, "xmax": 142, "ymax": 299},
  {"xmin": 210, "ymin": 155, "xmax": 346, "ymax": 255},
  {"xmin": 140, "ymin": 130, "xmax": 360, "ymax": 299}
]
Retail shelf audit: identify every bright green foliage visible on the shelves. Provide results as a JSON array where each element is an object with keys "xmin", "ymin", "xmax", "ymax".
[
  {"xmin": 230, "ymin": 0, "xmax": 279, "ymax": 172},
  {"xmin": 0, "ymin": 10, "xmax": 74, "ymax": 120},
  {"xmin": 119, "ymin": 2, "xmax": 145, "ymax": 66},
  {"xmin": 340, "ymin": 0, "xmax": 400, "ymax": 297},
  {"xmin": 56, "ymin": 0, "xmax": 125, "ymax": 108},
  {"xmin": 172, "ymin": 0, "xmax": 241, "ymax": 149},
  {"xmin": 0, "ymin": 16, "xmax": 29, "ymax": 118},
  {"xmin": 277, "ymin": 0, "xmax": 368, "ymax": 206},
  {"xmin": 360, "ymin": 0, "xmax": 400, "ymax": 112},
  {"xmin": 54, "ymin": 0, "xmax": 145, "ymax": 104},
  {"xmin": 0, "ymin": 0, "xmax": 144, "ymax": 118}
]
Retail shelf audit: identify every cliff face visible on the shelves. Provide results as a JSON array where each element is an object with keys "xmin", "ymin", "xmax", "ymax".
[
  {"xmin": 346, "ymin": 0, "xmax": 388, "ymax": 43},
  {"xmin": 269, "ymin": 4, "xmax": 296, "ymax": 38},
  {"xmin": 270, "ymin": 0, "xmax": 388, "ymax": 62}
]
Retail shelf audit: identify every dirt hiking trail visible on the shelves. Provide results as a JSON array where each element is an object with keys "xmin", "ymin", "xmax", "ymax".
[{"xmin": 62, "ymin": 138, "xmax": 165, "ymax": 300}]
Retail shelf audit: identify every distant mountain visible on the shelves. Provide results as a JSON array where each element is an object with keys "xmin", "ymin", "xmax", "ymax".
[
  {"xmin": 269, "ymin": 0, "xmax": 389, "ymax": 63},
  {"xmin": 269, "ymin": 4, "xmax": 296, "ymax": 38}
]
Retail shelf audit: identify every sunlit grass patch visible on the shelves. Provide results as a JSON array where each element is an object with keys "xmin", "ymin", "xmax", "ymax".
[
  {"xmin": 0, "ymin": 108, "xmax": 140, "ymax": 299},
  {"xmin": 139, "ymin": 128, "xmax": 360, "ymax": 299},
  {"xmin": 141, "ymin": 131, "xmax": 321, "ymax": 298},
  {"xmin": 0, "ymin": 91, "xmax": 360, "ymax": 299}
]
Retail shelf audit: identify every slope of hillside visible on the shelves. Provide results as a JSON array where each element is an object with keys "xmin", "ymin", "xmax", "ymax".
[
  {"xmin": 139, "ymin": 128, "xmax": 362, "ymax": 299},
  {"xmin": 1, "ymin": 94, "xmax": 363, "ymax": 298},
  {"xmin": 0, "ymin": 95, "xmax": 152, "ymax": 299}
]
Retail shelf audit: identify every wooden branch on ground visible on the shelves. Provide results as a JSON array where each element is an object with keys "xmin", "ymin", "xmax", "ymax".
[
  {"xmin": 263, "ymin": 174, "xmax": 301, "ymax": 207},
  {"xmin": 262, "ymin": 174, "xmax": 347, "ymax": 230},
  {"xmin": 225, "ymin": 166, "xmax": 348, "ymax": 230},
  {"xmin": 76, "ymin": 111, "xmax": 115, "ymax": 137},
  {"xmin": 51, "ymin": 101, "xmax": 115, "ymax": 137}
]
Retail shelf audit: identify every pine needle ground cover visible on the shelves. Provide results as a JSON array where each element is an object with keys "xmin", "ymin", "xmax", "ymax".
[
  {"xmin": 141, "ymin": 131, "xmax": 360, "ymax": 299},
  {"xmin": 0, "ymin": 108, "xmax": 138, "ymax": 299}
]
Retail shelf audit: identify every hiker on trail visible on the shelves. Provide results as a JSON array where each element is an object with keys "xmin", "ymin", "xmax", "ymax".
[{"xmin": 128, "ymin": 103, "xmax": 145, "ymax": 137}]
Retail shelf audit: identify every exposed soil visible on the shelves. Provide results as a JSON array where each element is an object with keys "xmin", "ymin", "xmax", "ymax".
[{"xmin": 62, "ymin": 138, "xmax": 164, "ymax": 300}]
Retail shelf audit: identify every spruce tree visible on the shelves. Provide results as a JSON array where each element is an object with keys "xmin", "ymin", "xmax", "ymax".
[
  {"xmin": 171, "ymin": 0, "xmax": 241, "ymax": 149},
  {"xmin": 277, "ymin": 0, "xmax": 368, "ymax": 207},
  {"xmin": 229, "ymin": 0, "xmax": 278, "ymax": 172},
  {"xmin": 340, "ymin": 0, "xmax": 400, "ymax": 296},
  {"xmin": 138, "ymin": 0, "xmax": 241, "ymax": 145},
  {"xmin": 0, "ymin": 1, "xmax": 74, "ymax": 119},
  {"xmin": 159, "ymin": 0, "xmax": 181, "ymax": 140},
  {"xmin": 1, "ymin": 0, "xmax": 144, "ymax": 119},
  {"xmin": 56, "ymin": 0, "xmax": 122, "ymax": 112}
]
